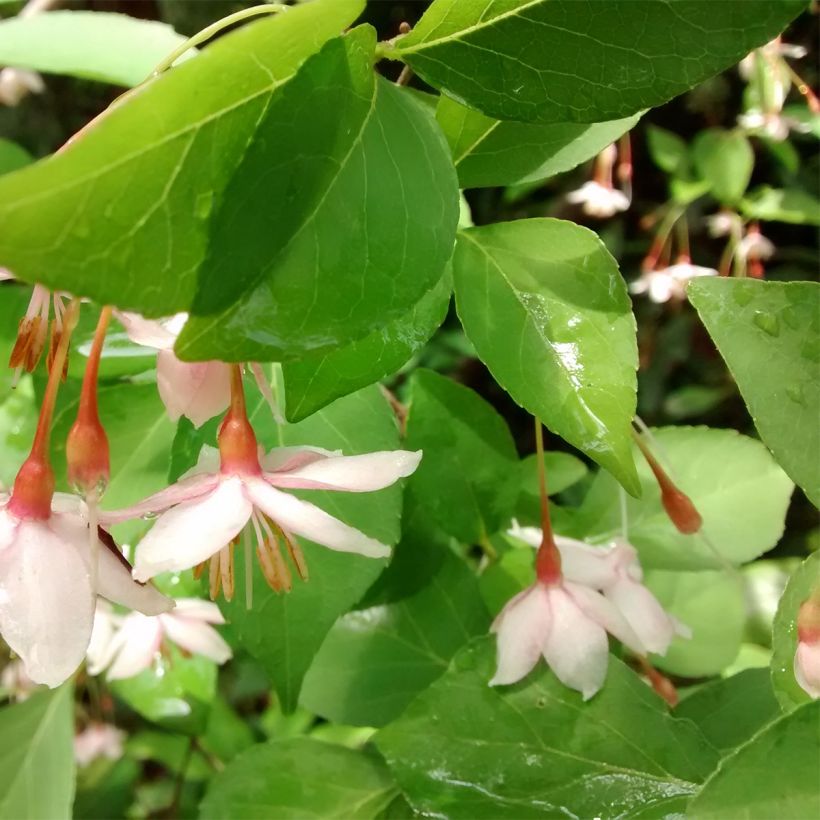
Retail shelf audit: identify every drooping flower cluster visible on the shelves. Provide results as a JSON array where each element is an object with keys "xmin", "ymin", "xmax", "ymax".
[{"xmin": 566, "ymin": 141, "xmax": 631, "ymax": 218}]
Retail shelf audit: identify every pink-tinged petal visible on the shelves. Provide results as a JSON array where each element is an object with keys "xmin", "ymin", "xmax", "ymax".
[
  {"xmin": 245, "ymin": 478, "xmax": 390, "ymax": 559},
  {"xmin": 604, "ymin": 577, "xmax": 680, "ymax": 655},
  {"xmin": 541, "ymin": 587, "xmax": 609, "ymax": 700},
  {"xmin": 74, "ymin": 724, "xmax": 125, "ymax": 767},
  {"xmin": 489, "ymin": 584, "xmax": 552, "ymax": 686},
  {"xmin": 268, "ymin": 450, "xmax": 421, "ymax": 492},
  {"xmin": 795, "ymin": 641, "xmax": 820, "ymax": 699},
  {"xmin": 249, "ymin": 362, "xmax": 285, "ymax": 423},
  {"xmin": 0, "ymin": 268, "xmax": 15, "ymax": 282},
  {"xmin": 0, "ymin": 520, "xmax": 94, "ymax": 687},
  {"xmin": 104, "ymin": 614, "xmax": 163, "ymax": 680},
  {"xmin": 180, "ymin": 446, "xmax": 221, "ymax": 481},
  {"xmin": 161, "ymin": 613, "xmax": 232, "ymax": 665},
  {"xmin": 157, "ymin": 351, "xmax": 231, "ymax": 429},
  {"xmin": 261, "ymin": 446, "xmax": 341, "ymax": 473},
  {"xmin": 86, "ymin": 604, "xmax": 120, "ymax": 676},
  {"xmin": 507, "ymin": 522, "xmax": 542, "ymax": 548},
  {"xmin": 555, "ymin": 536, "xmax": 618, "ymax": 588},
  {"xmin": 132, "ymin": 478, "xmax": 252, "ymax": 581},
  {"xmin": 566, "ymin": 581, "xmax": 646, "ymax": 655},
  {"xmin": 100, "ymin": 472, "xmax": 219, "ymax": 525},
  {"xmin": 114, "ymin": 311, "xmax": 177, "ymax": 350},
  {"xmin": 170, "ymin": 598, "xmax": 225, "ymax": 625},
  {"xmin": 0, "ymin": 508, "xmax": 19, "ymax": 552}
]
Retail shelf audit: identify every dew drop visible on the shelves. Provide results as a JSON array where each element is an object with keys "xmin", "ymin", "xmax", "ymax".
[
  {"xmin": 786, "ymin": 385, "xmax": 806, "ymax": 406},
  {"xmin": 142, "ymin": 511, "xmax": 158, "ymax": 521},
  {"xmin": 195, "ymin": 191, "xmax": 214, "ymax": 220},
  {"xmin": 732, "ymin": 286, "xmax": 754, "ymax": 307},
  {"xmin": 753, "ymin": 311, "xmax": 780, "ymax": 337}
]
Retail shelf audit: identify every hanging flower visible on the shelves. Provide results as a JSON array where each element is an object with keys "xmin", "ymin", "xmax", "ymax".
[
  {"xmin": 74, "ymin": 723, "xmax": 125, "ymax": 768},
  {"xmin": 87, "ymin": 598, "xmax": 231, "ymax": 680},
  {"xmin": 566, "ymin": 144, "xmax": 630, "ymax": 218},
  {"xmin": 795, "ymin": 595, "xmax": 820, "ymax": 699},
  {"xmin": 630, "ymin": 256, "xmax": 717, "ymax": 303}
]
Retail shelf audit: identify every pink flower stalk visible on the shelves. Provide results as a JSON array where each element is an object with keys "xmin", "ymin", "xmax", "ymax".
[
  {"xmin": 87, "ymin": 598, "xmax": 231, "ymax": 680},
  {"xmin": 74, "ymin": 723, "xmax": 125, "ymax": 768},
  {"xmin": 795, "ymin": 594, "xmax": 820, "ymax": 700},
  {"xmin": 630, "ymin": 256, "xmax": 717, "ymax": 304},
  {"xmin": 103, "ymin": 366, "xmax": 420, "ymax": 598}
]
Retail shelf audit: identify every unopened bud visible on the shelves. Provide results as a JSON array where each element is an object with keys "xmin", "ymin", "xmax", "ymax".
[
  {"xmin": 66, "ymin": 415, "xmax": 110, "ymax": 495},
  {"xmin": 8, "ymin": 456, "xmax": 55, "ymax": 520},
  {"xmin": 660, "ymin": 484, "xmax": 702, "ymax": 534}
]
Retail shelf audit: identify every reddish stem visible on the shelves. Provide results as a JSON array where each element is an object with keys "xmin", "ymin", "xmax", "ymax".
[{"xmin": 533, "ymin": 419, "xmax": 562, "ymax": 585}]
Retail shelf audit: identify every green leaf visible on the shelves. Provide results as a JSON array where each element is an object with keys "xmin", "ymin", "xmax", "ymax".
[
  {"xmin": 200, "ymin": 737, "xmax": 398, "ymax": 819},
  {"xmin": 301, "ymin": 549, "xmax": 489, "ymax": 727},
  {"xmin": 390, "ymin": 0, "xmax": 803, "ymax": 123},
  {"xmin": 771, "ymin": 551, "xmax": 820, "ymax": 711},
  {"xmin": 200, "ymin": 697, "xmax": 256, "ymax": 764},
  {"xmin": 453, "ymin": 219, "xmax": 639, "ymax": 494},
  {"xmin": 741, "ymin": 186, "xmax": 820, "ymax": 226},
  {"xmin": 376, "ymin": 638, "xmax": 719, "ymax": 819},
  {"xmin": 0, "ymin": 138, "xmax": 32, "ymax": 177},
  {"xmin": 0, "ymin": 11, "xmax": 188, "ymax": 87},
  {"xmin": 693, "ymin": 129, "xmax": 755, "ymax": 205},
  {"xmin": 0, "ymin": 0, "xmax": 366, "ymax": 315},
  {"xmin": 575, "ymin": 426, "xmax": 794, "ymax": 570},
  {"xmin": 437, "ymin": 95, "xmax": 638, "ymax": 188},
  {"xmin": 645, "ymin": 569, "xmax": 746, "ymax": 676},
  {"xmin": 218, "ymin": 385, "xmax": 405, "ymax": 712},
  {"xmin": 516, "ymin": 451, "xmax": 588, "ymax": 517},
  {"xmin": 177, "ymin": 28, "xmax": 459, "ymax": 362},
  {"xmin": 688, "ymin": 278, "xmax": 820, "ymax": 506},
  {"xmin": 0, "ymin": 685, "xmax": 75, "ymax": 820},
  {"xmin": 676, "ymin": 669, "xmax": 780, "ymax": 753},
  {"xmin": 110, "ymin": 645, "xmax": 217, "ymax": 736},
  {"xmin": 688, "ymin": 701, "xmax": 820, "ymax": 820},
  {"xmin": 404, "ymin": 369, "xmax": 518, "ymax": 543},
  {"xmin": 282, "ymin": 271, "xmax": 452, "ymax": 423},
  {"xmin": 646, "ymin": 125, "xmax": 690, "ymax": 176}
]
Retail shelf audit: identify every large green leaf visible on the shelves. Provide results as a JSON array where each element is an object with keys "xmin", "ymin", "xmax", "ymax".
[
  {"xmin": 0, "ymin": 0, "xmax": 364, "ymax": 315},
  {"xmin": 688, "ymin": 702, "xmax": 820, "ymax": 820},
  {"xmin": 376, "ymin": 638, "xmax": 719, "ymax": 819},
  {"xmin": 437, "ymin": 95, "xmax": 639, "ymax": 188},
  {"xmin": 404, "ymin": 369, "xmax": 519, "ymax": 543},
  {"xmin": 176, "ymin": 29, "xmax": 459, "ymax": 362},
  {"xmin": 199, "ymin": 737, "xmax": 398, "ymax": 819},
  {"xmin": 770, "ymin": 551, "xmax": 820, "ymax": 712},
  {"xmin": 218, "ymin": 385, "xmax": 405, "ymax": 712},
  {"xmin": 0, "ymin": 11, "xmax": 187, "ymax": 87},
  {"xmin": 300, "ymin": 549, "xmax": 489, "ymax": 727},
  {"xmin": 575, "ymin": 427, "xmax": 794, "ymax": 571},
  {"xmin": 688, "ymin": 279, "xmax": 820, "ymax": 506},
  {"xmin": 453, "ymin": 219, "xmax": 639, "ymax": 494},
  {"xmin": 0, "ymin": 685, "xmax": 75, "ymax": 820},
  {"xmin": 281, "ymin": 270, "xmax": 452, "ymax": 422},
  {"xmin": 389, "ymin": 0, "xmax": 803, "ymax": 123},
  {"xmin": 676, "ymin": 669, "xmax": 780, "ymax": 753}
]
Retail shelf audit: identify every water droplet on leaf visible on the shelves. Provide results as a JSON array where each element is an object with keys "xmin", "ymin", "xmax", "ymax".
[{"xmin": 753, "ymin": 311, "xmax": 780, "ymax": 337}]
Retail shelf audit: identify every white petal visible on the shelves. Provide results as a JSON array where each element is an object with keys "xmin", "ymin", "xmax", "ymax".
[
  {"xmin": 541, "ymin": 587, "xmax": 609, "ymax": 700},
  {"xmin": 554, "ymin": 536, "xmax": 617, "ymax": 588},
  {"xmin": 506, "ymin": 522, "xmax": 542, "ymax": 548},
  {"xmin": 132, "ymin": 478, "xmax": 252, "ymax": 581},
  {"xmin": 565, "ymin": 581, "xmax": 646, "ymax": 655},
  {"xmin": 795, "ymin": 641, "xmax": 820, "ymax": 699},
  {"xmin": 86, "ymin": 605, "xmax": 119, "ymax": 676},
  {"xmin": 604, "ymin": 577, "xmax": 679, "ymax": 655},
  {"xmin": 489, "ymin": 584, "xmax": 552, "ymax": 686},
  {"xmin": 0, "ymin": 508, "xmax": 19, "ymax": 552},
  {"xmin": 0, "ymin": 520, "xmax": 94, "ymax": 687},
  {"xmin": 245, "ymin": 478, "xmax": 390, "ymax": 559},
  {"xmin": 114, "ymin": 311, "xmax": 176, "ymax": 350},
  {"xmin": 104, "ymin": 614, "xmax": 163, "ymax": 680},
  {"xmin": 157, "ymin": 351, "xmax": 231, "ymax": 428},
  {"xmin": 161, "ymin": 614, "xmax": 232, "ymax": 665},
  {"xmin": 180, "ymin": 445, "xmax": 221, "ymax": 480},
  {"xmin": 260, "ymin": 446, "xmax": 341, "ymax": 473},
  {"xmin": 170, "ymin": 597, "xmax": 225, "ymax": 625},
  {"xmin": 268, "ymin": 450, "xmax": 421, "ymax": 492}
]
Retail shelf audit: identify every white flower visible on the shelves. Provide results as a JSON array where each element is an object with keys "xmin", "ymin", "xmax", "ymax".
[
  {"xmin": 705, "ymin": 212, "xmax": 741, "ymax": 238},
  {"xmin": 74, "ymin": 723, "xmax": 125, "ymax": 768},
  {"xmin": 0, "ymin": 68, "xmax": 44, "ymax": 107},
  {"xmin": 103, "ymin": 445, "xmax": 421, "ymax": 590},
  {"xmin": 88, "ymin": 598, "xmax": 231, "ymax": 680},
  {"xmin": 566, "ymin": 181, "xmax": 630, "ymax": 218},
  {"xmin": 737, "ymin": 228, "xmax": 775, "ymax": 262},
  {"xmin": 0, "ymin": 493, "xmax": 173, "ymax": 687},
  {"xmin": 630, "ymin": 261, "xmax": 718, "ymax": 303}
]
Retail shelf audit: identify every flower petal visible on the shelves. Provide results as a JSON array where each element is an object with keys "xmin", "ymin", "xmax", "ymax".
[
  {"xmin": 555, "ymin": 536, "xmax": 617, "ymax": 588},
  {"xmin": 103, "ymin": 614, "xmax": 163, "ymax": 680},
  {"xmin": 0, "ymin": 520, "xmax": 94, "ymax": 687},
  {"xmin": 170, "ymin": 597, "xmax": 225, "ymax": 625},
  {"xmin": 132, "ymin": 478, "xmax": 252, "ymax": 581},
  {"xmin": 604, "ymin": 577, "xmax": 680, "ymax": 655},
  {"xmin": 245, "ymin": 478, "xmax": 390, "ymax": 558},
  {"xmin": 157, "ymin": 351, "xmax": 231, "ymax": 428},
  {"xmin": 114, "ymin": 311, "xmax": 177, "ymax": 350},
  {"xmin": 161, "ymin": 614, "xmax": 232, "ymax": 665},
  {"xmin": 541, "ymin": 587, "xmax": 609, "ymax": 700},
  {"xmin": 566, "ymin": 581, "xmax": 646, "ymax": 655},
  {"xmin": 794, "ymin": 641, "xmax": 820, "ymax": 699},
  {"xmin": 489, "ymin": 584, "xmax": 552, "ymax": 686},
  {"xmin": 260, "ymin": 446, "xmax": 341, "ymax": 473},
  {"xmin": 267, "ymin": 450, "xmax": 421, "ymax": 492}
]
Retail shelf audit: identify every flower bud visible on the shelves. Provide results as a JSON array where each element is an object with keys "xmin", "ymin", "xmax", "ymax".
[
  {"xmin": 66, "ymin": 413, "xmax": 110, "ymax": 495},
  {"xmin": 7, "ymin": 455, "xmax": 55, "ymax": 520},
  {"xmin": 795, "ymin": 595, "xmax": 820, "ymax": 699},
  {"xmin": 660, "ymin": 484, "xmax": 703, "ymax": 534}
]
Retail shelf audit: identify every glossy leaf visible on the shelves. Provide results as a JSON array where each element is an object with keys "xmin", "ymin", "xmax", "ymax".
[
  {"xmin": 575, "ymin": 426, "xmax": 794, "ymax": 570},
  {"xmin": 688, "ymin": 702, "xmax": 820, "ymax": 820},
  {"xmin": 453, "ymin": 219, "xmax": 639, "ymax": 494},
  {"xmin": 200, "ymin": 737, "xmax": 398, "ymax": 819},
  {"xmin": 0, "ymin": 0, "xmax": 365, "ymax": 315},
  {"xmin": 0, "ymin": 11, "xmax": 188, "ymax": 87},
  {"xmin": 376, "ymin": 638, "xmax": 719, "ymax": 819},
  {"xmin": 437, "ymin": 95, "xmax": 638, "ymax": 188},
  {"xmin": 693, "ymin": 129, "xmax": 755, "ymax": 205},
  {"xmin": 404, "ymin": 368, "xmax": 519, "ymax": 543},
  {"xmin": 741, "ymin": 186, "xmax": 820, "ymax": 226},
  {"xmin": 516, "ymin": 451, "xmax": 588, "ymax": 516},
  {"xmin": 688, "ymin": 278, "xmax": 820, "ymax": 506},
  {"xmin": 177, "ymin": 28, "xmax": 459, "ymax": 362},
  {"xmin": 0, "ymin": 685, "xmax": 75, "ymax": 820},
  {"xmin": 282, "ymin": 271, "xmax": 452, "ymax": 423},
  {"xmin": 770, "ymin": 551, "xmax": 820, "ymax": 711},
  {"xmin": 218, "ymin": 385, "xmax": 405, "ymax": 712},
  {"xmin": 390, "ymin": 0, "xmax": 803, "ymax": 123},
  {"xmin": 301, "ymin": 549, "xmax": 489, "ymax": 727},
  {"xmin": 676, "ymin": 669, "xmax": 780, "ymax": 753}
]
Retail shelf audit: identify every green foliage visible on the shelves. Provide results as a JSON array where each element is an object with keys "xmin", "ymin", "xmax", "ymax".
[{"xmin": 692, "ymin": 129, "xmax": 755, "ymax": 205}]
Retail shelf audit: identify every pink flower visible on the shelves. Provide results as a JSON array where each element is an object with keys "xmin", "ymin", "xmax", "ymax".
[
  {"xmin": 566, "ymin": 181, "xmax": 629, "ymax": 218},
  {"xmin": 795, "ymin": 597, "xmax": 820, "ymax": 699},
  {"xmin": 74, "ymin": 723, "xmax": 125, "ymax": 768},
  {"xmin": 0, "ymin": 492, "xmax": 173, "ymax": 687},
  {"xmin": 87, "ymin": 598, "xmax": 231, "ymax": 680},
  {"xmin": 104, "ymin": 444, "xmax": 421, "ymax": 592}
]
